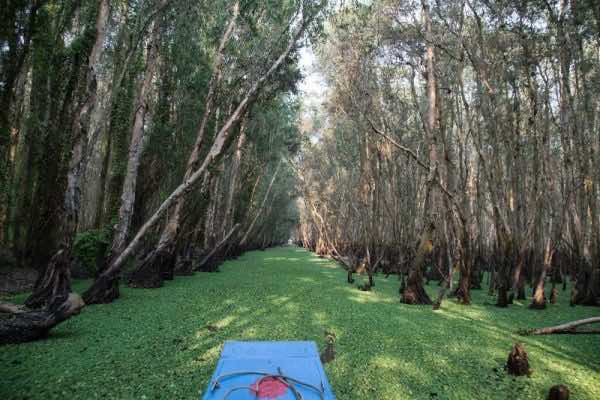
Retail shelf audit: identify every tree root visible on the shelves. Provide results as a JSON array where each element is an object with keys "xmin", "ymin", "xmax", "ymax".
[
  {"xmin": 82, "ymin": 274, "xmax": 120, "ymax": 305},
  {"xmin": 25, "ymin": 248, "xmax": 72, "ymax": 309},
  {"xmin": 1, "ymin": 293, "xmax": 85, "ymax": 344}
]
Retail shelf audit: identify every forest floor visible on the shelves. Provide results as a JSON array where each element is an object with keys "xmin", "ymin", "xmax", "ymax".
[{"xmin": 2, "ymin": 246, "xmax": 600, "ymax": 399}]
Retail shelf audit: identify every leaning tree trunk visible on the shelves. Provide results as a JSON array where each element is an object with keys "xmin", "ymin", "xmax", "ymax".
[
  {"xmin": 203, "ymin": 171, "xmax": 222, "ymax": 250},
  {"xmin": 92, "ymin": 0, "xmax": 171, "ymax": 231},
  {"xmin": 509, "ymin": 255, "xmax": 526, "ymax": 303},
  {"xmin": 239, "ymin": 160, "xmax": 282, "ymax": 248},
  {"xmin": 127, "ymin": 218, "xmax": 177, "ymax": 288},
  {"xmin": 195, "ymin": 223, "xmax": 240, "ymax": 272},
  {"xmin": 106, "ymin": 18, "xmax": 162, "ymax": 267},
  {"xmin": 221, "ymin": 126, "xmax": 247, "ymax": 237},
  {"xmin": 83, "ymin": 4, "xmax": 314, "ymax": 304},
  {"xmin": 25, "ymin": 0, "xmax": 110, "ymax": 309},
  {"xmin": 530, "ymin": 238, "xmax": 555, "ymax": 309},
  {"xmin": 0, "ymin": 2, "xmax": 42, "ymax": 238}
]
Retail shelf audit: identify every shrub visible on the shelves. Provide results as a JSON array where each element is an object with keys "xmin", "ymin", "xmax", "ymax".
[{"xmin": 73, "ymin": 226, "xmax": 111, "ymax": 276}]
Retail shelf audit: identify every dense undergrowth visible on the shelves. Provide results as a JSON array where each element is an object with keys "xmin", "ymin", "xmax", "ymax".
[{"xmin": 2, "ymin": 247, "xmax": 599, "ymax": 399}]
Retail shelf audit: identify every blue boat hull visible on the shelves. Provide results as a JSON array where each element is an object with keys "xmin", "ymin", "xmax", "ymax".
[{"xmin": 202, "ymin": 341, "xmax": 336, "ymax": 399}]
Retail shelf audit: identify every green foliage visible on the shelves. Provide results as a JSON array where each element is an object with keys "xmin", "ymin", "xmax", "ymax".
[
  {"xmin": 73, "ymin": 226, "xmax": 111, "ymax": 275},
  {"xmin": 248, "ymin": 95, "xmax": 300, "ymax": 160},
  {"xmin": 3, "ymin": 247, "xmax": 600, "ymax": 399}
]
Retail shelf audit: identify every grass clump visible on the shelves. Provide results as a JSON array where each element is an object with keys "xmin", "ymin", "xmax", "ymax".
[{"xmin": 1, "ymin": 247, "xmax": 599, "ymax": 399}]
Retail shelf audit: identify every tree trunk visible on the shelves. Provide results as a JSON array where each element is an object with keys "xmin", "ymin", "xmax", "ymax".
[
  {"xmin": 203, "ymin": 172, "xmax": 222, "ymax": 250},
  {"xmin": 495, "ymin": 228, "xmax": 515, "ymax": 308},
  {"xmin": 510, "ymin": 256, "xmax": 525, "ymax": 302},
  {"xmin": 497, "ymin": 284, "xmax": 509, "ymax": 308},
  {"xmin": 107, "ymin": 18, "xmax": 162, "ymax": 265},
  {"xmin": 127, "ymin": 218, "xmax": 177, "ymax": 288},
  {"xmin": 222, "ymin": 126, "xmax": 247, "ymax": 236},
  {"xmin": 401, "ymin": 223, "xmax": 434, "ymax": 305},
  {"xmin": 92, "ymin": 0, "xmax": 172, "ymax": 229},
  {"xmin": 488, "ymin": 268, "xmax": 496, "ymax": 296},
  {"xmin": 457, "ymin": 262, "xmax": 471, "ymax": 305},
  {"xmin": 517, "ymin": 275, "xmax": 526, "ymax": 301},
  {"xmin": 575, "ymin": 266, "xmax": 600, "ymax": 306},
  {"xmin": 195, "ymin": 223, "xmax": 240, "ymax": 272},
  {"xmin": 239, "ymin": 160, "xmax": 282, "ymax": 248},
  {"xmin": 401, "ymin": 1, "xmax": 437, "ymax": 306},
  {"xmin": 433, "ymin": 278, "xmax": 449, "ymax": 310},
  {"xmin": 26, "ymin": 0, "xmax": 110, "ymax": 308},
  {"xmin": 530, "ymin": 238, "xmax": 554, "ymax": 309},
  {"xmin": 80, "ymin": 272, "xmax": 120, "ymax": 304}
]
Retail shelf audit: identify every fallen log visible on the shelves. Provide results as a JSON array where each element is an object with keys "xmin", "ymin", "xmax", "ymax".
[
  {"xmin": 521, "ymin": 317, "xmax": 600, "ymax": 335},
  {"xmin": 0, "ymin": 293, "xmax": 85, "ymax": 344}
]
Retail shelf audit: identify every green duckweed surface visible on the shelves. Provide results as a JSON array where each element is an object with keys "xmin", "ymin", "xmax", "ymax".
[{"xmin": 2, "ymin": 247, "xmax": 599, "ymax": 399}]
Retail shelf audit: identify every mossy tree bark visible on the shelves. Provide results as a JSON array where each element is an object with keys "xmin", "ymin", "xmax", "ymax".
[{"xmin": 107, "ymin": 18, "xmax": 162, "ymax": 267}]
